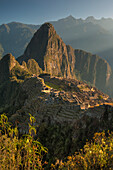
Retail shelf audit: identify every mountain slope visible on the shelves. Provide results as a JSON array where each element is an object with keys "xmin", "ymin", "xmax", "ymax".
[
  {"xmin": 0, "ymin": 53, "xmax": 32, "ymax": 114},
  {"xmin": 0, "ymin": 53, "xmax": 112, "ymax": 120},
  {"xmin": 0, "ymin": 44, "xmax": 4, "ymax": 59},
  {"xmin": 52, "ymin": 16, "xmax": 113, "ymax": 57},
  {"xmin": 0, "ymin": 22, "xmax": 40, "ymax": 58},
  {"xmin": 18, "ymin": 23, "xmax": 72, "ymax": 78},
  {"xmin": 0, "ymin": 53, "xmax": 113, "ymax": 165},
  {"xmin": 17, "ymin": 23, "xmax": 112, "ymax": 95}
]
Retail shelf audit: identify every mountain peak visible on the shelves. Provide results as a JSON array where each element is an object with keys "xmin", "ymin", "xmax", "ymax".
[
  {"xmin": 2, "ymin": 53, "xmax": 16, "ymax": 69},
  {"xmin": 0, "ymin": 53, "xmax": 17, "ymax": 83},
  {"xmin": 38, "ymin": 22, "xmax": 56, "ymax": 37},
  {"xmin": 3, "ymin": 53, "xmax": 13, "ymax": 58},
  {"xmin": 85, "ymin": 16, "xmax": 95, "ymax": 22},
  {"xmin": 66, "ymin": 15, "xmax": 75, "ymax": 19},
  {"xmin": 1, "ymin": 53, "xmax": 17, "ymax": 72},
  {"xmin": 17, "ymin": 22, "xmax": 60, "ymax": 70},
  {"xmin": 41, "ymin": 22, "xmax": 54, "ymax": 28},
  {"xmin": 17, "ymin": 22, "xmax": 112, "ymax": 93},
  {"xmin": 58, "ymin": 15, "xmax": 76, "ymax": 22}
]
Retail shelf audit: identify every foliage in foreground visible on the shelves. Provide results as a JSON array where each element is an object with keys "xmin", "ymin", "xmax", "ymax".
[
  {"xmin": 1, "ymin": 113, "xmax": 113, "ymax": 170},
  {"xmin": 52, "ymin": 131, "xmax": 113, "ymax": 170},
  {"xmin": 0, "ymin": 113, "xmax": 48, "ymax": 170}
]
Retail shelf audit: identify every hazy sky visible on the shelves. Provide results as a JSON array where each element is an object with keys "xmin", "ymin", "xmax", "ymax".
[{"xmin": 0, "ymin": 0, "xmax": 113, "ymax": 25}]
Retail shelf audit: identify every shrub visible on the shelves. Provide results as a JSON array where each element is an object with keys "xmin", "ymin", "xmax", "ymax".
[
  {"xmin": 98, "ymin": 95, "xmax": 103, "ymax": 100},
  {"xmin": 52, "ymin": 131, "xmax": 113, "ymax": 170},
  {"xmin": 0, "ymin": 113, "xmax": 48, "ymax": 170}
]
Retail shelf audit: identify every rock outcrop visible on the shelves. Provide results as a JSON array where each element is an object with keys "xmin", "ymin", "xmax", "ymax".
[
  {"xmin": 26, "ymin": 59, "xmax": 43, "ymax": 75},
  {"xmin": 0, "ymin": 53, "xmax": 17, "ymax": 83},
  {"xmin": 0, "ymin": 53, "xmax": 33, "ymax": 84},
  {"xmin": 18, "ymin": 23, "xmax": 72, "ymax": 78}
]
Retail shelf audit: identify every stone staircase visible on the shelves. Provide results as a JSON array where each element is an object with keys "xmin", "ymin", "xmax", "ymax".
[
  {"xmin": 43, "ymin": 104, "xmax": 80, "ymax": 122},
  {"xmin": 57, "ymin": 105, "xmax": 79, "ymax": 120}
]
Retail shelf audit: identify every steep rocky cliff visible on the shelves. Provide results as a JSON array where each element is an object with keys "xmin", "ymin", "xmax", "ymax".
[
  {"xmin": 0, "ymin": 54, "xmax": 32, "ymax": 114},
  {"xmin": 0, "ymin": 53, "xmax": 17, "ymax": 83},
  {"xmin": 18, "ymin": 23, "xmax": 72, "ymax": 78},
  {"xmin": 0, "ymin": 53, "xmax": 33, "ymax": 83},
  {"xmin": 26, "ymin": 59, "xmax": 43, "ymax": 75},
  {"xmin": 0, "ymin": 44, "xmax": 4, "ymax": 59},
  {"xmin": 17, "ymin": 23, "xmax": 112, "ymax": 95},
  {"xmin": 73, "ymin": 48, "xmax": 111, "ymax": 91}
]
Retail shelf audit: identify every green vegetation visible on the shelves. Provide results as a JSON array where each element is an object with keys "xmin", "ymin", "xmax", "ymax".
[
  {"xmin": 1, "ymin": 113, "xmax": 113, "ymax": 169},
  {"xmin": 52, "ymin": 131, "xmax": 113, "ymax": 170},
  {"xmin": 38, "ymin": 123, "xmax": 73, "ymax": 168},
  {"xmin": 0, "ymin": 113, "xmax": 48, "ymax": 170},
  {"xmin": 11, "ymin": 64, "xmax": 32, "ymax": 80},
  {"xmin": 45, "ymin": 81, "xmax": 62, "ymax": 91},
  {"xmin": 98, "ymin": 95, "xmax": 103, "ymax": 100},
  {"xmin": 27, "ymin": 59, "xmax": 43, "ymax": 76}
]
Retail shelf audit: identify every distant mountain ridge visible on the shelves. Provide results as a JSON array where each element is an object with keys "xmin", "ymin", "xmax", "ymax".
[
  {"xmin": 0, "ymin": 22, "xmax": 40, "ymax": 58},
  {"xmin": 1, "ymin": 16, "xmax": 113, "ymax": 69}
]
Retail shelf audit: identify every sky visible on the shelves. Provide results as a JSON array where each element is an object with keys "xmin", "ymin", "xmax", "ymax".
[{"xmin": 0, "ymin": 0, "xmax": 113, "ymax": 25}]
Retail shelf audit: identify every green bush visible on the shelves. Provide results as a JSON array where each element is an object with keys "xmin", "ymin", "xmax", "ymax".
[
  {"xmin": 98, "ymin": 95, "xmax": 103, "ymax": 100},
  {"xmin": 1, "ymin": 113, "xmax": 113, "ymax": 170},
  {"xmin": 11, "ymin": 64, "xmax": 32, "ymax": 80},
  {"xmin": 52, "ymin": 131, "xmax": 113, "ymax": 170},
  {"xmin": 45, "ymin": 81, "xmax": 62, "ymax": 91},
  {"xmin": 0, "ymin": 113, "xmax": 48, "ymax": 170}
]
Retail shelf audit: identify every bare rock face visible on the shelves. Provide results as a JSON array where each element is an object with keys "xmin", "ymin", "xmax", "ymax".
[
  {"xmin": 17, "ymin": 23, "xmax": 112, "ymax": 94},
  {"xmin": 0, "ymin": 53, "xmax": 33, "ymax": 84},
  {"xmin": 0, "ymin": 53, "xmax": 17, "ymax": 83},
  {"xmin": 71, "ymin": 49, "xmax": 112, "ymax": 91},
  {"xmin": 26, "ymin": 59, "xmax": 43, "ymax": 75},
  {"xmin": 17, "ymin": 23, "xmax": 72, "ymax": 78}
]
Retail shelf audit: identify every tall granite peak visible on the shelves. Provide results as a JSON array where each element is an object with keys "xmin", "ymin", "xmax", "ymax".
[
  {"xmin": 41, "ymin": 22, "xmax": 54, "ymax": 29},
  {"xmin": 17, "ymin": 23, "xmax": 112, "ymax": 94},
  {"xmin": 17, "ymin": 22, "xmax": 57, "ymax": 67},
  {"xmin": 18, "ymin": 22, "xmax": 71, "ymax": 78}
]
